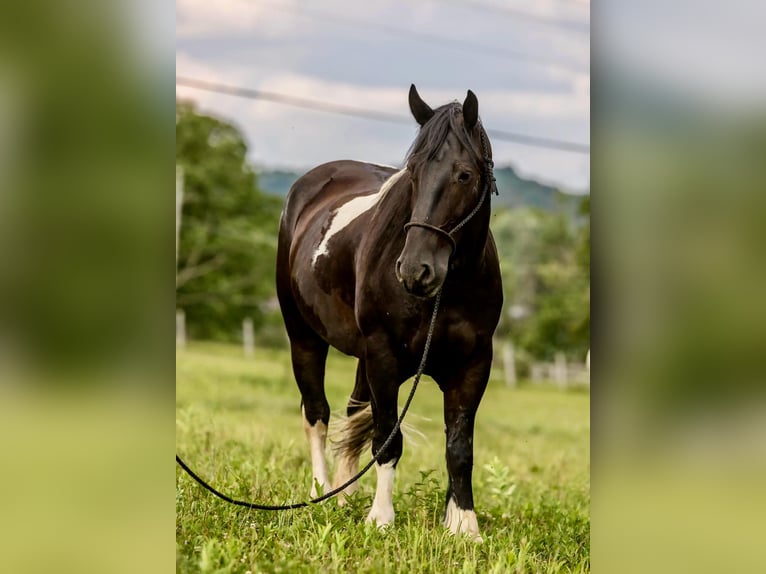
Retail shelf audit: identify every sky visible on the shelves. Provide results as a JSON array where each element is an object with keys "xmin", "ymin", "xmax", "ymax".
[{"xmin": 176, "ymin": 0, "xmax": 591, "ymax": 193}]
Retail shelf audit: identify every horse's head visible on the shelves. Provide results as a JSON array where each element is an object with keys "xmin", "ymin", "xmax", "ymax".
[{"xmin": 395, "ymin": 84, "xmax": 494, "ymax": 298}]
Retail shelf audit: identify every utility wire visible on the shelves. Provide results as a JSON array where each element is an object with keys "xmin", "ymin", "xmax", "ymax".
[
  {"xmin": 176, "ymin": 77, "xmax": 590, "ymax": 154},
  {"xmin": 439, "ymin": 0, "xmax": 589, "ymax": 35},
  {"xmin": 256, "ymin": 1, "xmax": 588, "ymax": 76}
]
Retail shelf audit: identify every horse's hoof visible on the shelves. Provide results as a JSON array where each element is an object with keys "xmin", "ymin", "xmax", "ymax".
[
  {"xmin": 444, "ymin": 499, "xmax": 482, "ymax": 541},
  {"xmin": 446, "ymin": 525, "xmax": 483, "ymax": 543},
  {"xmin": 468, "ymin": 532, "xmax": 484, "ymax": 544},
  {"xmin": 365, "ymin": 508, "xmax": 395, "ymax": 529}
]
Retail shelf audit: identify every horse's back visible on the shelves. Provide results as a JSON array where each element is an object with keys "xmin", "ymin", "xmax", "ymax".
[
  {"xmin": 277, "ymin": 160, "xmax": 398, "ymax": 356},
  {"xmin": 281, "ymin": 160, "xmax": 397, "ymax": 237}
]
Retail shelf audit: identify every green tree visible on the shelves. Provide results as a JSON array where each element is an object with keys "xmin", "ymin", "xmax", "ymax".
[
  {"xmin": 176, "ymin": 101, "xmax": 282, "ymax": 341},
  {"xmin": 572, "ymin": 195, "xmax": 590, "ymax": 352},
  {"xmin": 492, "ymin": 202, "xmax": 590, "ymax": 362}
]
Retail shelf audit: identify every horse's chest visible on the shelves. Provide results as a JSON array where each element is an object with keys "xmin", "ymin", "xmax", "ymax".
[
  {"xmin": 396, "ymin": 313, "xmax": 479, "ymax": 365},
  {"xmin": 440, "ymin": 316, "xmax": 479, "ymax": 357}
]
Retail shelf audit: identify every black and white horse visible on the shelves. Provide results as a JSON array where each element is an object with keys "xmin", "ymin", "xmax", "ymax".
[{"xmin": 276, "ymin": 85, "xmax": 502, "ymax": 540}]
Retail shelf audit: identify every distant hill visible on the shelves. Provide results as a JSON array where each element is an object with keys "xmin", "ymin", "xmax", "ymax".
[
  {"xmin": 257, "ymin": 165, "xmax": 586, "ymax": 220},
  {"xmin": 257, "ymin": 169, "xmax": 303, "ymax": 199},
  {"xmin": 492, "ymin": 166, "xmax": 582, "ymax": 218}
]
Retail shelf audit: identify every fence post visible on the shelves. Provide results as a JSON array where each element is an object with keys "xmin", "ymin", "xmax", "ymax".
[
  {"xmin": 176, "ymin": 309, "xmax": 186, "ymax": 349},
  {"xmin": 243, "ymin": 317, "xmax": 255, "ymax": 358},
  {"xmin": 502, "ymin": 341, "xmax": 517, "ymax": 387},
  {"xmin": 554, "ymin": 351, "xmax": 567, "ymax": 388}
]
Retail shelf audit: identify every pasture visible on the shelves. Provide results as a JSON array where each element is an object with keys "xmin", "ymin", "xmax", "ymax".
[{"xmin": 176, "ymin": 342, "xmax": 590, "ymax": 573}]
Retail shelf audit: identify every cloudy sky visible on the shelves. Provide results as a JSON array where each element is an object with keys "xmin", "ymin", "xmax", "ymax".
[{"xmin": 176, "ymin": 0, "xmax": 590, "ymax": 192}]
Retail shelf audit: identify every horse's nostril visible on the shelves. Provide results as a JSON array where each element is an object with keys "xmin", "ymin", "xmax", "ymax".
[{"xmin": 418, "ymin": 263, "xmax": 434, "ymax": 284}]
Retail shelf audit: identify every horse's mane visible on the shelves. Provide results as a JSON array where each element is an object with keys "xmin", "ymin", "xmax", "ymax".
[{"xmin": 404, "ymin": 103, "xmax": 486, "ymax": 172}]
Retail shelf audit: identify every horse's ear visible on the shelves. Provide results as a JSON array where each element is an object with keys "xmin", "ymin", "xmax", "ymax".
[
  {"xmin": 409, "ymin": 84, "xmax": 434, "ymax": 126},
  {"xmin": 463, "ymin": 90, "xmax": 479, "ymax": 131}
]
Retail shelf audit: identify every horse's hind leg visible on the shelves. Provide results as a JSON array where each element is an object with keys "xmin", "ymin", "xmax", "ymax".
[
  {"xmin": 332, "ymin": 359, "xmax": 372, "ymax": 505},
  {"xmin": 290, "ymin": 335, "xmax": 331, "ymax": 498}
]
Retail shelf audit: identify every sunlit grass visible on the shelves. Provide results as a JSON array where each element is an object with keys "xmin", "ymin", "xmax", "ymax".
[{"xmin": 176, "ymin": 342, "xmax": 590, "ymax": 573}]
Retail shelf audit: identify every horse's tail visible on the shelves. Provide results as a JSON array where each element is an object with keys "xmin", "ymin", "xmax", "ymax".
[
  {"xmin": 330, "ymin": 400, "xmax": 427, "ymax": 463},
  {"xmin": 330, "ymin": 400, "xmax": 374, "ymax": 463}
]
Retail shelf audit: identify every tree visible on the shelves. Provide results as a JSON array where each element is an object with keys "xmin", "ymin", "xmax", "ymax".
[
  {"xmin": 176, "ymin": 101, "xmax": 282, "ymax": 341},
  {"xmin": 492, "ymin": 201, "xmax": 590, "ymax": 362}
]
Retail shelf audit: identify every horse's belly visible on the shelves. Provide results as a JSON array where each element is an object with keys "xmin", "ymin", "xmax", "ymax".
[
  {"xmin": 290, "ymin": 235, "xmax": 361, "ymax": 357},
  {"xmin": 283, "ymin": 161, "xmax": 398, "ymax": 358}
]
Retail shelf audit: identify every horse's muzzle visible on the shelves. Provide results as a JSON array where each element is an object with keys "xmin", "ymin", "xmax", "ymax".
[{"xmin": 395, "ymin": 259, "xmax": 441, "ymax": 298}]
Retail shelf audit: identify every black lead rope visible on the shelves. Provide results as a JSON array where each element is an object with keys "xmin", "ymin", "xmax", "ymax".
[
  {"xmin": 176, "ymin": 126, "xmax": 495, "ymax": 511},
  {"xmin": 176, "ymin": 290, "xmax": 442, "ymax": 510}
]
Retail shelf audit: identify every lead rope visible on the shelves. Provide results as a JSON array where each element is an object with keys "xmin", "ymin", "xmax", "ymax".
[
  {"xmin": 176, "ymin": 125, "xmax": 495, "ymax": 511},
  {"xmin": 175, "ymin": 290, "xmax": 442, "ymax": 510}
]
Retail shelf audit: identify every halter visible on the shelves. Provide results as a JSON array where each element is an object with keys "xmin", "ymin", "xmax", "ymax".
[{"xmin": 404, "ymin": 125, "xmax": 497, "ymax": 256}]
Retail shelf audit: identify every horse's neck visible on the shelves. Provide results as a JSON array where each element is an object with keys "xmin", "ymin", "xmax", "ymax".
[
  {"xmin": 450, "ymin": 207, "xmax": 491, "ymax": 273},
  {"xmin": 379, "ymin": 172, "xmax": 414, "ymax": 229}
]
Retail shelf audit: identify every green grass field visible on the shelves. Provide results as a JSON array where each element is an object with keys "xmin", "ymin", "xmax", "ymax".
[{"xmin": 176, "ymin": 342, "xmax": 590, "ymax": 573}]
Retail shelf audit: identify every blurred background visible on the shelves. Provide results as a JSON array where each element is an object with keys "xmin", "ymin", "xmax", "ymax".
[
  {"xmin": 0, "ymin": 0, "xmax": 764, "ymax": 572},
  {"xmin": 595, "ymin": 1, "xmax": 766, "ymax": 572},
  {"xmin": 174, "ymin": 5, "xmax": 591, "ymax": 571}
]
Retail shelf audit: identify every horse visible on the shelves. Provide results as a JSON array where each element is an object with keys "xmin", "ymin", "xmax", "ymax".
[{"xmin": 275, "ymin": 85, "xmax": 502, "ymax": 541}]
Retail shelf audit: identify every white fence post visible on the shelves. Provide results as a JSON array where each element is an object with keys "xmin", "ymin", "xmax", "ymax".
[
  {"xmin": 502, "ymin": 342, "xmax": 517, "ymax": 387},
  {"xmin": 243, "ymin": 317, "xmax": 255, "ymax": 358},
  {"xmin": 176, "ymin": 309, "xmax": 186, "ymax": 348},
  {"xmin": 554, "ymin": 351, "xmax": 567, "ymax": 388}
]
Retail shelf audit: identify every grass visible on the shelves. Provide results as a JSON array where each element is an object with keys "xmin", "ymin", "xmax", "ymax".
[{"xmin": 176, "ymin": 342, "xmax": 590, "ymax": 573}]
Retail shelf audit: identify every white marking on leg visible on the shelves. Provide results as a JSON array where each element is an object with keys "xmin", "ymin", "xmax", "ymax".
[
  {"xmin": 365, "ymin": 461, "xmax": 396, "ymax": 528},
  {"xmin": 302, "ymin": 406, "xmax": 329, "ymax": 498},
  {"xmin": 444, "ymin": 497, "xmax": 483, "ymax": 542},
  {"xmin": 312, "ymin": 169, "xmax": 406, "ymax": 267},
  {"xmin": 333, "ymin": 453, "xmax": 360, "ymax": 506}
]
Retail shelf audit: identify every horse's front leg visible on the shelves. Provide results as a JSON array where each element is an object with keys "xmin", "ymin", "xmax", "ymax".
[
  {"xmin": 364, "ymin": 335, "xmax": 403, "ymax": 529},
  {"xmin": 440, "ymin": 349, "xmax": 491, "ymax": 542}
]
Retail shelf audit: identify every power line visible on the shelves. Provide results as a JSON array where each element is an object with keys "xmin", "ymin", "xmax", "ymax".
[
  {"xmin": 177, "ymin": 77, "xmax": 412, "ymax": 125},
  {"xmin": 176, "ymin": 76, "xmax": 590, "ymax": 154},
  {"xmin": 439, "ymin": 0, "xmax": 589, "ymax": 35},
  {"xmin": 256, "ymin": 1, "xmax": 588, "ymax": 76}
]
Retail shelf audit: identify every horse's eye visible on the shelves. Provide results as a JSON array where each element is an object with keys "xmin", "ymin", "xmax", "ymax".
[{"xmin": 457, "ymin": 171, "xmax": 473, "ymax": 184}]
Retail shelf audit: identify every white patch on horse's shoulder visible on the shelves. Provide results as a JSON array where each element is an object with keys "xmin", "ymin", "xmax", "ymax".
[
  {"xmin": 312, "ymin": 169, "xmax": 406, "ymax": 267},
  {"xmin": 366, "ymin": 461, "xmax": 396, "ymax": 528},
  {"xmin": 371, "ymin": 162, "xmax": 399, "ymax": 170},
  {"xmin": 444, "ymin": 497, "xmax": 482, "ymax": 542}
]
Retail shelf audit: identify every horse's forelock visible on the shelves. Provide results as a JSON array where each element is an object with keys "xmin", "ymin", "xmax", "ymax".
[{"xmin": 405, "ymin": 103, "xmax": 486, "ymax": 172}]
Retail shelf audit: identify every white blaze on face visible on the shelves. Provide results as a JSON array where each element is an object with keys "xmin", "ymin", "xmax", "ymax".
[
  {"xmin": 444, "ymin": 497, "xmax": 483, "ymax": 542},
  {"xmin": 365, "ymin": 461, "xmax": 396, "ymax": 528},
  {"xmin": 311, "ymin": 169, "xmax": 406, "ymax": 267},
  {"xmin": 302, "ymin": 406, "xmax": 329, "ymax": 498}
]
